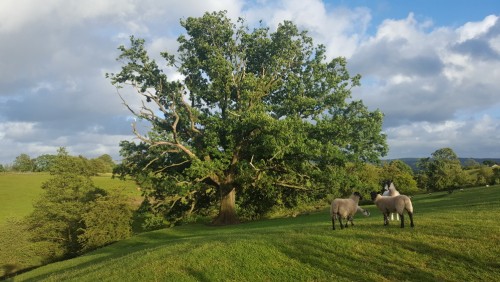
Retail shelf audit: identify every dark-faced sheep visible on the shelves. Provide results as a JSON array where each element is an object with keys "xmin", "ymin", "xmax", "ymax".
[
  {"xmin": 370, "ymin": 191, "xmax": 414, "ymax": 228},
  {"xmin": 331, "ymin": 192, "xmax": 370, "ymax": 230}
]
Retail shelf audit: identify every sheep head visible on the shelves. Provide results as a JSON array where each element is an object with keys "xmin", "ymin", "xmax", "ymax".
[
  {"xmin": 370, "ymin": 191, "xmax": 379, "ymax": 201},
  {"xmin": 353, "ymin": 191, "xmax": 363, "ymax": 200}
]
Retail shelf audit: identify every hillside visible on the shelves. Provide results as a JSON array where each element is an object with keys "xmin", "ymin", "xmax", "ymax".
[{"xmin": 10, "ymin": 185, "xmax": 500, "ymax": 281}]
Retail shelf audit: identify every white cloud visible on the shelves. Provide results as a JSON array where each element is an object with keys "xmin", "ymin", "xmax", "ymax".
[
  {"xmin": 242, "ymin": 0, "xmax": 371, "ymax": 58},
  {"xmin": 0, "ymin": 122, "xmax": 38, "ymax": 140},
  {"xmin": 0, "ymin": 0, "xmax": 136, "ymax": 33},
  {"xmin": 457, "ymin": 14, "xmax": 498, "ymax": 42},
  {"xmin": 352, "ymin": 14, "xmax": 500, "ymax": 122},
  {"xmin": 0, "ymin": 0, "xmax": 499, "ymax": 164},
  {"xmin": 385, "ymin": 115, "xmax": 500, "ymax": 158}
]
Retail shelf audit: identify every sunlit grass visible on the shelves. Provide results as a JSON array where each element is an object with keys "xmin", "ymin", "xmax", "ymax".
[
  {"xmin": 13, "ymin": 185, "xmax": 500, "ymax": 281},
  {"xmin": 0, "ymin": 173, "xmax": 140, "ymax": 224}
]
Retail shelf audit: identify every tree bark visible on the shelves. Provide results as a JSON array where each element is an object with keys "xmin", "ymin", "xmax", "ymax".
[{"xmin": 212, "ymin": 185, "xmax": 239, "ymax": 225}]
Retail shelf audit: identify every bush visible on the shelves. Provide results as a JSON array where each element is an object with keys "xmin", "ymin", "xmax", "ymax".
[{"xmin": 79, "ymin": 191, "xmax": 133, "ymax": 251}]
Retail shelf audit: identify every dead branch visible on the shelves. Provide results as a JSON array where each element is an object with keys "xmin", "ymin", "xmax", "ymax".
[{"xmin": 274, "ymin": 182, "xmax": 310, "ymax": 190}]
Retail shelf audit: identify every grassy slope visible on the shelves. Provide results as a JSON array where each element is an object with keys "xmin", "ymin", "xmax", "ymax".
[
  {"xmin": 0, "ymin": 173, "xmax": 139, "ymax": 224},
  {"xmin": 0, "ymin": 173, "xmax": 51, "ymax": 223},
  {"xmin": 13, "ymin": 186, "xmax": 500, "ymax": 282}
]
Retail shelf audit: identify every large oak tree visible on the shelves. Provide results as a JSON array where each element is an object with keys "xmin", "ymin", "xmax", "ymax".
[{"xmin": 109, "ymin": 11, "xmax": 387, "ymax": 225}]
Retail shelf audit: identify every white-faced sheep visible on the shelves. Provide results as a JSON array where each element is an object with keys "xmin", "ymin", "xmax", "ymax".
[
  {"xmin": 370, "ymin": 191, "xmax": 414, "ymax": 228},
  {"xmin": 331, "ymin": 192, "xmax": 370, "ymax": 230},
  {"xmin": 382, "ymin": 180, "xmax": 401, "ymax": 221}
]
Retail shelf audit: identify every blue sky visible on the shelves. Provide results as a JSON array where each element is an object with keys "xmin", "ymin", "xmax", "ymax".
[
  {"xmin": 0, "ymin": 0, "xmax": 499, "ymax": 164},
  {"xmin": 330, "ymin": 0, "xmax": 498, "ymax": 27}
]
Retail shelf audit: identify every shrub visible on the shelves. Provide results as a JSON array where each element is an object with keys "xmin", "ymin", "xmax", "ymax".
[{"xmin": 79, "ymin": 191, "xmax": 133, "ymax": 251}]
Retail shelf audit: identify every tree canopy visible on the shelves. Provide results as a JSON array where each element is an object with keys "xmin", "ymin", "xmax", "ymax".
[
  {"xmin": 7, "ymin": 149, "xmax": 115, "ymax": 174},
  {"xmin": 109, "ymin": 11, "xmax": 387, "ymax": 225},
  {"xmin": 417, "ymin": 148, "xmax": 467, "ymax": 192},
  {"xmin": 12, "ymin": 154, "xmax": 34, "ymax": 172},
  {"xmin": 27, "ymin": 149, "xmax": 132, "ymax": 261}
]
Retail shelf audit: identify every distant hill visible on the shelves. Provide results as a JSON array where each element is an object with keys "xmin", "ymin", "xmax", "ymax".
[{"xmin": 383, "ymin": 158, "xmax": 500, "ymax": 171}]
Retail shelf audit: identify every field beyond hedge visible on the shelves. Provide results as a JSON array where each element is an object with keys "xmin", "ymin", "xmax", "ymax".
[
  {"xmin": 0, "ymin": 173, "xmax": 140, "ymax": 224},
  {"xmin": 10, "ymin": 185, "xmax": 500, "ymax": 282}
]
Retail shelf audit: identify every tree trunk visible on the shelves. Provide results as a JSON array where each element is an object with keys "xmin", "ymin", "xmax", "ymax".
[{"xmin": 212, "ymin": 186, "xmax": 239, "ymax": 225}]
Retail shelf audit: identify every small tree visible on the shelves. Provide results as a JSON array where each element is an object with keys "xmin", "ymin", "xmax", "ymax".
[
  {"xmin": 12, "ymin": 154, "xmax": 34, "ymax": 172},
  {"xmin": 95, "ymin": 154, "xmax": 115, "ymax": 173},
  {"xmin": 417, "ymin": 148, "xmax": 467, "ymax": 192},
  {"xmin": 27, "ymin": 149, "xmax": 132, "ymax": 261},
  {"xmin": 33, "ymin": 154, "xmax": 57, "ymax": 172},
  {"xmin": 109, "ymin": 11, "xmax": 387, "ymax": 225},
  {"xmin": 27, "ymin": 173, "xmax": 103, "ymax": 260}
]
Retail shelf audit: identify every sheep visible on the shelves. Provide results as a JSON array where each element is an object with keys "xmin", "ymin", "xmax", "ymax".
[
  {"xmin": 370, "ymin": 191, "xmax": 415, "ymax": 228},
  {"xmin": 330, "ymin": 192, "xmax": 370, "ymax": 230},
  {"xmin": 382, "ymin": 180, "xmax": 400, "ymax": 221}
]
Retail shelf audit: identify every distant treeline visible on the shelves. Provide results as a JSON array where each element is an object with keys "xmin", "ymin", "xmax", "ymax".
[
  {"xmin": 384, "ymin": 158, "xmax": 500, "ymax": 171},
  {"xmin": 0, "ymin": 147, "xmax": 115, "ymax": 174}
]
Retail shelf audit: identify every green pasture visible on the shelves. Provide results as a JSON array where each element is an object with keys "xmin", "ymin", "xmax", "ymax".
[
  {"xmin": 12, "ymin": 185, "xmax": 500, "ymax": 282},
  {"xmin": 0, "ymin": 173, "xmax": 140, "ymax": 224}
]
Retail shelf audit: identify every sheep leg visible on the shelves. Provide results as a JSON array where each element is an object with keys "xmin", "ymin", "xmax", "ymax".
[
  {"xmin": 339, "ymin": 216, "xmax": 344, "ymax": 229},
  {"xmin": 383, "ymin": 213, "xmax": 389, "ymax": 226},
  {"xmin": 332, "ymin": 217, "xmax": 336, "ymax": 230},
  {"xmin": 408, "ymin": 212, "xmax": 415, "ymax": 228},
  {"xmin": 345, "ymin": 216, "xmax": 352, "ymax": 228},
  {"xmin": 349, "ymin": 216, "xmax": 354, "ymax": 227},
  {"xmin": 400, "ymin": 213, "xmax": 405, "ymax": 228}
]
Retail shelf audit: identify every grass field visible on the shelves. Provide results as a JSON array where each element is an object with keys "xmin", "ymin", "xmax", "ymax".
[
  {"xmin": 0, "ymin": 173, "xmax": 140, "ymax": 225},
  {"xmin": 10, "ymin": 185, "xmax": 500, "ymax": 282}
]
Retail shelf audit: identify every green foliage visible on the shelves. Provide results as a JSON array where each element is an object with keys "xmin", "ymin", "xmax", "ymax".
[
  {"xmin": 26, "ymin": 150, "xmax": 133, "ymax": 262},
  {"xmin": 380, "ymin": 160, "xmax": 419, "ymax": 194},
  {"xmin": 463, "ymin": 158, "xmax": 480, "ymax": 170},
  {"xmin": 9, "ymin": 148, "xmax": 115, "ymax": 175},
  {"xmin": 12, "ymin": 153, "xmax": 35, "ymax": 172},
  {"xmin": 466, "ymin": 166, "xmax": 500, "ymax": 186},
  {"xmin": 49, "ymin": 150, "xmax": 95, "ymax": 177},
  {"xmin": 78, "ymin": 191, "xmax": 133, "ymax": 252},
  {"xmin": 482, "ymin": 160, "xmax": 496, "ymax": 166},
  {"xmin": 90, "ymin": 154, "xmax": 115, "ymax": 174},
  {"xmin": 15, "ymin": 185, "xmax": 500, "ymax": 281},
  {"xmin": 109, "ymin": 11, "xmax": 387, "ymax": 224},
  {"xmin": 417, "ymin": 148, "xmax": 468, "ymax": 191},
  {"xmin": 475, "ymin": 166, "xmax": 493, "ymax": 185},
  {"xmin": 493, "ymin": 167, "xmax": 500, "ymax": 184},
  {"xmin": 0, "ymin": 172, "xmax": 141, "ymax": 276},
  {"xmin": 33, "ymin": 154, "xmax": 57, "ymax": 172},
  {"xmin": 27, "ymin": 173, "xmax": 104, "ymax": 261}
]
